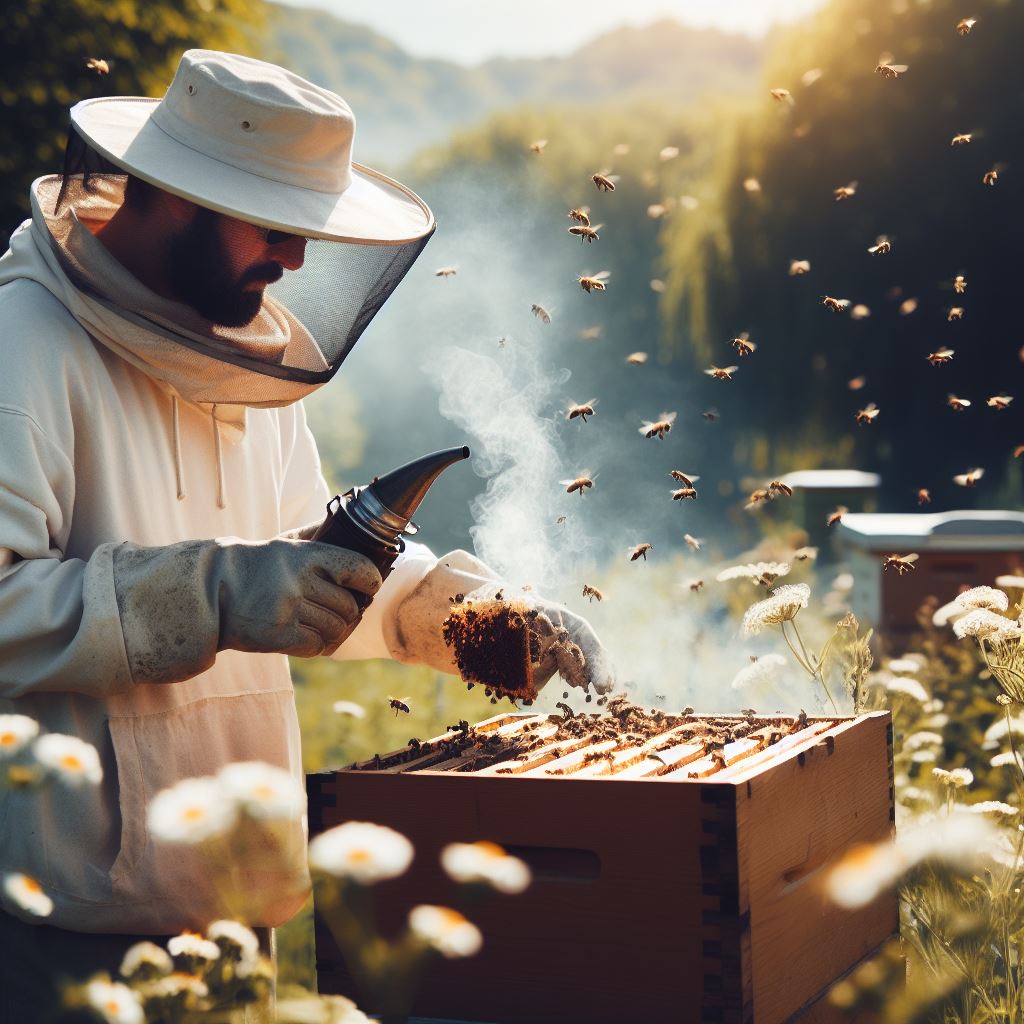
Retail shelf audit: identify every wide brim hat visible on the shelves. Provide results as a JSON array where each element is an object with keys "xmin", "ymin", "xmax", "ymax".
[{"xmin": 70, "ymin": 49, "xmax": 434, "ymax": 245}]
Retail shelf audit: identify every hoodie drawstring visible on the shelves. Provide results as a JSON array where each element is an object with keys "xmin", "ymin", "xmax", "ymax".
[
  {"xmin": 211, "ymin": 405, "xmax": 226, "ymax": 510},
  {"xmin": 170, "ymin": 394, "xmax": 227, "ymax": 510}
]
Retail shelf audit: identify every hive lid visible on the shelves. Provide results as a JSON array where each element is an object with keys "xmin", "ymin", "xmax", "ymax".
[{"xmin": 838, "ymin": 509, "xmax": 1024, "ymax": 550}]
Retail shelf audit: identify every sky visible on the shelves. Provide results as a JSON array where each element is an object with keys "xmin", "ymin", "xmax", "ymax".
[{"xmin": 275, "ymin": 0, "xmax": 831, "ymax": 65}]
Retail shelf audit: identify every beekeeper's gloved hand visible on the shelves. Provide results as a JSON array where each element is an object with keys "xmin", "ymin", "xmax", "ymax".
[
  {"xmin": 384, "ymin": 550, "xmax": 614, "ymax": 695},
  {"xmin": 112, "ymin": 537, "xmax": 382, "ymax": 684}
]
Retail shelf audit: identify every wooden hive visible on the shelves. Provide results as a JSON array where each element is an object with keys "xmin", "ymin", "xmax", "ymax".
[{"xmin": 306, "ymin": 708, "xmax": 896, "ymax": 1024}]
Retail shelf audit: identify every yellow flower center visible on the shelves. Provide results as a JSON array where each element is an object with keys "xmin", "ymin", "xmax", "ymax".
[
  {"xmin": 60, "ymin": 754, "xmax": 82, "ymax": 771},
  {"xmin": 475, "ymin": 841, "xmax": 505, "ymax": 860},
  {"xmin": 183, "ymin": 806, "xmax": 206, "ymax": 822},
  {"xmin": 23, "ymin": 876, "xmax": 41, "ymax": 894},
  {"xmin": 254, "ymin": 784, "xmax": 274, "ymax": 799},
  {"xmin": 0, "ymin": 732, "xmax": 16, "ymax": 745},
  {"xmin": 347, "ymin": 848, "xmax": 371, "ymax": 863}
]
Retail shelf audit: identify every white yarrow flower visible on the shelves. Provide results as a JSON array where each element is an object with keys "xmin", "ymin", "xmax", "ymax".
[
  {"xmin": 332, "ymin": 700, "xmax": 367, "ymax": 719},
  {"xmin": 168, "ymin": 932, "xmax": 221, "ymax": 963},
  {"xmin": 3, "ymin": 872, "xmax": 53, "ymax": 917},
  {"xmin": 716, "ymin": 561, "xmax": 791, "ymax": 584},
  {"xmin": 308, "ymin": 821, "xmax": 414, "ymax": 883},
  {"xmin": 885, "ymin": 657, "xmax": 922, "ymax": 674},
  {"xmin": 961, "ymin": 800, "xmax": 1018, "ymax": 818},
  {"xmin": 991, "ymin": 751, "xmax": 1022, "ymax": 769},
  {"xmin": 84, "ymin": 978, "xmax": 144, "ymax": 1024},
  {"xmin": 119, "ymin": 941, "xmax": 173, "ymax": 980},
  {"xmin": 996, "ymin": 574, "xmax": 1024, "ymax": 590},
  {"xmin": 408, "ymin": 905, "xmax": 483, "ymax": 958},
  {"xmin": 0, "ymin": 715, "xmax": 39, "ymax": 757},
  {"xmin": 953, "ymin": 608, "xmax": 1020, "ymax": 640},
  {"xmin": 148, "ymin": 777, "xmax": 238, "ymax": 844},
  {"xmin": 903, "ymin": 731, "xmax": 943, "ymax": 751},
  {"xmin": 207, "ymin": 920, "xmax": 260, "ymax": 965},
  {"xmin": 33, "ymin": 733, "xmax": 102, "ymax": 785},
  {"xmin": 953, "ymin": 585, "xmax": 1009, "ymax": 613},
  {"xmin": 440, "ymin": 842, "xmax": 532, "ymax": 894},
  {"xmin": 730, "ymin": 653, "xmax": 787, "ymax": 691},
  {"xmin": 883, "ymin": 676, "xmax": 929, "ymax": 703},
  {"xmin": 932, "ymin": 766, "xmax": 973, "ymax": 788},
  {"xmin": 218, "ymin": 762, "xmax": 305, "ymax": 821},
  {"xmin": 741, "ymin": 583, "xmax": 810, "ymax": 636}
]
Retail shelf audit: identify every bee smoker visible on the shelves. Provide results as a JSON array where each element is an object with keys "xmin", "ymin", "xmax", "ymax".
[{"xmin": 310, "ymin": 446, "xmax": 470, "ymax": 608}]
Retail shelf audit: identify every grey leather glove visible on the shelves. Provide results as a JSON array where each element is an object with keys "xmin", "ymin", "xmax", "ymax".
[{"xmin": 112, "ymin": 537, "xmax": 382, "ymax": 684}]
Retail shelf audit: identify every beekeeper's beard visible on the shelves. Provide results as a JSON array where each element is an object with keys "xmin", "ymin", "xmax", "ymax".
[{"xmin": 163, "ymin": 206, "xmax": 284, "ymax": 328}]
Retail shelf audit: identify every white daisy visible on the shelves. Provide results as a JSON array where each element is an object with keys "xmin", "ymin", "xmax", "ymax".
[
  {"xmin": 308, "ymin": 822, "xmax": 414, "ymax": 883},
  {"xmin": 440, "ymin": 842, "xmax": 531, "ymax": 894},
  {"xmin": 953, "ymin": 586, "xmax": 1009, "ymax": 613},
  {"xmin": 206, "ymin": 919, "xmax": 260, "ymax": 966},
  {"xmin": 84, "ymin": 978, "xmax": 144, "ymax": 1024},
  {"xmin": 147, "ymin": 777, "xmax": 238, "ymax": 844},
  {"xmin": 730, "ymin": 653, "xmax": 787, "ymax": 691},
  {"xmin": 0, "ymin": 715, "xmax": 39, "ymax": 757},
  {"xmin": 32, "ymin": 733, "xmax": 102, "ymax": 786},
  {"xmin": 119, "ymin": 941, "xmax": 172, "ymax": 980},
  {"xmin": 168, "ymin": 931, "xmax": 221, "ymax": 963},
  {"xmin": 218, "ymin": 762, "xmax": 305, "ymax": 822},
  {"xmin": 2, "ymin": 872, "xmax": 53, "ymax": 917},
  {"xmin": 332, "ymin": 701, "xmax": 367, "ymax": 719},
  {"xmin": 408, "ymin": 905, "xmax": 483, "ymax": 958},
  {"xmin": 740, "ymin": 584, "xmax": 810, "ymax": 636}
]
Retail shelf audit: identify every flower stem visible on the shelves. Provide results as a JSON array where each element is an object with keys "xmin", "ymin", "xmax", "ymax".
[{"xmin": 790, "ymin": 619, "xmax": 839, "ymax": 714}]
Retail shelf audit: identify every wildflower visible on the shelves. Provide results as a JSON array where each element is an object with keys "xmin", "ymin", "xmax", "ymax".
[
  {"xmin": 206, "ymin": 920, "xmax": 260, "ymax": 966},
  {"xmin": 308, "ymin": 821, "xmax": 413, "ymax": 883},
  {"xmin": 954, "ymin": 585, "xmax": 1009, "ymax": 612},
  {"xmin": 903, "ymin": 731, "xmax": 943, "ymax": 751},
  {"xmin": 137, "ymin": 972, "xmax": 209, "ymax": 1005},
  {"xmin": 440, "ymin": 842, "xmax": 532, "ymax": 894},
  {"xmin": 932, "ymin": 766, "xmax": 973, "ymax": 788},
  {"xmin": 147, "ymin": 777, "xmax": 238, "ymax": 844},
  {"xmin": 741, "ymin": 584, "xmax": 810, "ymax": 635},
  {"xmin": 32, "ymin": 733, "xmax": 102, "ymax": 786},
  {"xmin": 961, "ymin": 801, "xmax": 1018, "ymax": 818},
  {"xmin": 730, "ymin": 653, "xmax": 787, "ymax": 690},
  {"xmin": 991, "ymin": 751, "xmax": 1022, "ymax": 769},
  {"xmin": 984, "ymin": 717, "xmax": 1024, "ymax": 748},
  {"xmin": 886, "ymin": 657, "xmax": 921, "ymax": 674},
  {"xmin": 2, "ymin": 872, "xmax": 53, "ymax": 917},
  {"xmin": 168, "ymin": 931, "xmax": 221, "ymax": 965},
  {"xmin": 332, "ymin": 700, "xmax": 366, "ymax": 718},
  {"xmin": 408, "ymin": 905, "xmax": 483, "ymax": 958},
  {"xmin": 996, "ymin": 574, "xmax": 1024, "ymax": 589},
  {"xmin": 883, "ymin": 676, "xmax": 929, "ymax": 703},
  {"xmin": 119, "ymin": 941, "xmax": 173, "ymax": 981},
  {"xmin": 952, "ymin": 608, "xmax": 1021, "ymax": 640},
  {"xmin": 84, "ymin": 978, "xmax": 144, "ymax": 1024},
  {"xmin": 0, "ymin": 715, "xmax": 39, "ymax": 757},
  {"xmin": 218, "ymin": 762, "xmax": 304, "ymax": 822},
  {"xmin": 716, "ymin": 562, "xmax": 791, "ymax": 585}
]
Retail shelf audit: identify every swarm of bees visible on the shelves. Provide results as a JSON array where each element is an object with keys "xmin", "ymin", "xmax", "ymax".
[
  {"xmin": 581, "ymin": 584, "xmax": 604, "ymax": 603},
  {"xmin": 629, "ymin": 543, "xmax": 653, "ymax": 562},
  {"xmin": 856, "ymin": 402, "xmax": 880, "ymax": 425},
  {"xmin": 927, "ymin": 348, "xmax": 954, "ymax": 365},
  {"xmin": 578, "ymin": 271, "xmax": 610, "ymax": 293},
  {"xmin": 731, "ymin": 333, "xmax": 757, "ymax": 356},
  {"xmin": 883, "ymin": 553, "xmax": 919, "ymax": 575},
  {"xmin": 639, "ymin": 412, "xmax": 676, "ymax": 439},
  {"xmin": 567, "ymin": 399, "xmax": 598, "ymax": 422},
  {"xmin": 434, "ymin": 266, "xmax": 457, "ymax": 278},
  {"xmin": 562, "ymin": 473, "xmax": 595, "ymax": 496},
  {"xmin": 705, "ymin": 365, "xmax": 738, "ymax": 380},
  {"xmin": 531, "ymin": 303, "xmax": 552, "ymax": 323},
  {"xmin": 592, "ymin": 172, "xmax": 617, "ymax": 192}
]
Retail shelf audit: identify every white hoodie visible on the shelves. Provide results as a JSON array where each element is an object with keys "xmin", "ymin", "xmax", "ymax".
[{"xmin": 0, "ymin": 176, "xmax": 437, "ymax": 933}]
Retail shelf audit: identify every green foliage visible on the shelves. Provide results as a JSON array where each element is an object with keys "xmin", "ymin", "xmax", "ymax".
[{"xmin": 0, "ymin": 0, "xmax": 262, "ymax": 235}]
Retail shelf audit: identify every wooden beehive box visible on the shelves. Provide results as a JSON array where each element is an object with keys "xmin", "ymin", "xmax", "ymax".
[{"xmin": 307, "ymin": 708, "xmax": 896, "ymax": 1024}]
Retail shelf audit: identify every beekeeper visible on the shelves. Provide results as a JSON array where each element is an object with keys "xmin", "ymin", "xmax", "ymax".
[{"xmin": 0, "ymin": 48, "xmax": 613, "ymax": 1011}]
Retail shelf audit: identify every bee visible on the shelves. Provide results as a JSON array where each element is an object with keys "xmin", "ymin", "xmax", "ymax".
[
  {"xmin": 529, "ymin": 139, "xmax": 548, "ymax": 154},
  {"xmin": 983, "ymin": 169, "xmax": 999, "ymax": 186},
  {"xmin": 987, "ymin": 395, "xmax": 1014, "ymax": 410},
  {"xmin": 689, "ymin": 579, "xmax": 705, "ymax": 593},
  {"xmin": 856, "ymin": 403, "xmax": 880, "ymax": 425},
  {"xmin": 702, "ymin": 408, "xmax": 719, "ymax": 422},
  {"xmin": 647, "ymin": 203, "xmax": 668, "ymax": 219},
  {"xmin": 743, "ymin": 177, "xmax": 762, "ymax": 193},
  {"xmin": 626, "ymin": 351, "xmax": 648, "ymax": 365},
  {"xmin": 848, "ymin": 376, "xmax": 867, "ymax": 390},
  {"xmin": 434, "ymin": 266, "xmax": 457, "ymax": 278},
  {"xmin": 705, "ymin": 365, "xmax": 738, "ymax": 381},
  {"xmin": 569, "ymin": 224, "xmax": 601, "ymax": 244},
  {"xmin": 917, "ymin": 488, "xmax": 931, "ymax": 505},
  {"xmin": 883, "ymin": 553, "xmax": 919, "ymax": 575},
  {"xmin": 954, "ymin": 275, "xmax": 967, "ymax": 294},
  {"xmin": 953, "ymin": 467, "xmax": 984, "ymax": 487},
  {"xmin": 671, "ymin": 487, "xmax": 698, "ymax": 501},
  {"xmin": 801, "ymin": 67, "xmax": 824, "ymax": 86},
  {"xmin": 827, "ymin": 505, "xmax": 849, "ymax": 527},
  {"xmin": 578, "ymin": 271, "xmax": 610, "ymax": 293},
  {"xmin": 950, "ymin": 133, "xmax": 972, "ymax": 146},
  {"xmin": 579, "ymin": 325, "xmax": 602, "ymax": 340},
  {"xmin": 927, "ymin": 348, "xmax": 954, "ymax": 365},
  {"xmin": 561, "ymin": 474, "xmax": 595, "ymax": 496},
  {"xmin": 822, "ymin": 296, "xmax": 850, "ymax": 313},
  {"xmin": 833, "ymin": 182, "xmax": 858, "ymax": 202},
  {"xmin": 769, "ymin": 87, "xmax": 794, "ymax": 104},
  {"xmin": 556, "ymin": 515, "xmax": 567, "ymax": 525},
  {"xmin": 568, "ymin": 208, "xmax": 591, "ymax": 227},
  {"xmin": 639, "ymin": 412, "xmax": 677, "ymax": 439},
  {"xmin": 592, "ymin": 172, "xmax": 618, "ymax": 192},
  {"xmin": 497, "ymin": 336, "xmax": 509, "ymax": 349},
  {"xmin": 900, "ymin": 297, "xmax": 919, "ymax": 315},
  {"xmin": 531, "ymin": 303, "xmax": 552, "ymax": 323},
  {"xmin": 659, "ymin": 145, "xmax": 680, "ymax": 161},
  {"xmin": 670, "ymin": 470, "xmax": 699, "ymax": 487},
  {"xmin": 768, "ymin": 480, "xmax": 793, "ymax": 497},
  {"xmin": 732, "ymin": 333, "xmax": 757, "ymax": 357},
  {"xmin": 789, "ymin": 259, "xmax": 811, "ymax": 275},
  {"xmin": 956, "ymin": 17, "xmax": 976, "ymax": 35},
  {"xmin": 582, "ymin": 584, "xmax": 604, "ymax": 603},
  {"xmin": 875, "ymin": 58, "xmax": 909, "ymax": 79},
  {"xmin": 1015, "ymin": 446, "xmax": 1024, "ymax": 459},
  {"xmin": 867, "ymin": 236, "xmax": 891, "ymax": 255},
  {"xmin": 388, "ymin": 696, "xmax": 412, "ymax": 717},
  {"xmin": 650, "ymin": 279, "xmax": 666, "ymax": 293},
  {"xmin": 793, "ymin": 546, "xmax": 818, "ymax": 561},
  {"xmin": 947, "ymin": 394, "xmax": 971, "ymax": 411},
  {"xmin": 850, "ymin": 303, "xmax": 871, "ymax": 320},
  {"xmin": 684, "ymin": 533, "xmax": 703, "ymax": 551},
  {"xmin": 630, "ymin": 543, "xmax": 653, "ymax": 562},
  {"xmin": 567, "ymin": 399, "xmax": 598, "ymax": 422}
]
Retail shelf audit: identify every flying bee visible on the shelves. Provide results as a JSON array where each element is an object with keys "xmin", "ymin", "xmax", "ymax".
[
  {"xmin": 746, "ymin": 488, "xmax": 770, "ymax": 507},
  {"xmin": 647, "ymin": 203, "xmax": 668, "ymax": 219},
  {"xmin": 85, "ymin": 57, "xmax": 111, "ymax": 75},
  {"xmin": 954, "ymin": 275, "xmax": 967, "ymax": 294},
  {"xmin": 388, "ymin": 696, "xmax": 412, "ymax": 717},
  {"xmin": 957, "ymin": 17, "xmax": 976, "ymax": 34},
  {"xmin": 883, "ymin": 553, "xmax": 919, "ymax": 575},
  {"xmin": 705, "ymin": 365, "xmax": 738, "ymax": 381},
  {"xmin": 630, "ymin": 543, "xmax": 653, "ymax": 562},
  {"xmin": 569, "ymin": 224, "xmax": 602, "ymax": 244},
  {"xmin": 793, "ymin": 546, "xmax": 818, "ymax": 561},
  {"xmin": 927, "ymin": 348, "xmax": 954, "ymax": 365},
  {"xmin": 801, "ymin": 67, "xmax": 824, "ymax": 86},
  {"xmin": 848, "ymin": 375, "xmax": 867, "ymax": 390},
  {"xmin": 684, "ymin": 533, "xmax": 703, "ymax": 551},
  {"xmin": 917, "ymin": 488, "xmax": 931, "ymax": 505},
  {"xmin": 568, "ymin": 207, "xmax": 591, "ymax": 227},
  {"xmin": 578, "ymin": 271, "xmax": 610, "ymax": 293},
  {"xmin": 833, "ymin": 182, "xmax": 858, "ymax": 201},
  {"xmin": 850, "ymin": 303, "xmax": 871, "ymax": 320},
  {"xmin": 900, "ymin": 297, "xmax": 919, "ymax": 315},
  {"xmin": 556, "ymin": 515, "xmax": 567, "ymax": 524},
  {"xmin": 529, "ymin": 139, "xmax": 548, "ymax": 154},
  {"xmin": 983, "ymin": 168, "xmax": 999, "ymax": 186},
  {"xmin": 579, "ymin": 325, "xmax": 602, "ymax": 340},
  {"xmin": 743, "ymin": 177, "xmax": 762, "ymax": 193},
  {"xmin": 822, "ymin": 295, "xmax": 850, "ymax": 312},
  {"xmin": 732, "ymin": 333, "xmax": 757, "ymax": 357},
  {"xmin": 626, "ymin": 351, "xmax": 648, "ymax": 365},
  {"xmin": 582, "ymin": 584, "xmax": 604, "ymax": 603},
  {"xmin": 670, "ymin": 470, "xmax": 699, "ymax": 487},
  {"xmin": 688, "ymin": 579, "xmax": 705, "ymax": 593},
  {"xmin": 953, "ymin": 467, "xmax": 984, "ymax": 487},
  {"xmin": 561, "ymin": 473, "xmax": 595, "ymax": 496},
  {"xmin": 1015, "ymin": 447, "xmax": 1024, "ymax": 459},
  {"xmin": 531, "ymin": 303, "xmax": 552, "ymax": 323},
  {"xmin": 592, "ymin": 171, "xmax": 618, "ymax": 192},
  {"xmin": 671, "ymin": 487, "xmax": 698, "ymax": 501},
  {"xmin": 434, "ymin": 266, "xmax": 457, "ymax": 278},
  {"xmin": 567, "ymin": 399, "xmax": 598, "ymax": 422},
  {"xmin": 950, "ymin": 133, "xmax": 972, "ymax": 146},
  {"xmin": 827, "ymin": 505, "xmax": 849, "ymax": 527},
  {"xmin": 875, "ymin": 58, "xmax": 909, "ymax": 79},
  {"xmin": 947, "ymin": 394, "xmax": 971, "ymax": 411},
  {"xmin": 789, "ymin": 259, "xmax": 811, "ymax": 275},
  {"xmin": 856, "ymin": 402, "xmax": 880, "ymax": 425},
  {"xmin": 867, "ymin": 236, "xmax": 891, "ymax": 255},
  {"xmin": 702, "ymin": 408, "xmax": 719, "ymax": 422},
  {"xmin": 768, "ymin": 480, "xmax": 793, "ymax": 497},
  {"xmin": 659, "ymin": 145, "xmax": 680, "ymax": 161},
  {"xmin": 987, "ymin": 395, "xmax": 1014, "ymax": 410},
  {"xmin": 769, "ymin": 87, "xmax": 794, "ymax": 104},
  {"xmin": 639, "ymin": 411, "xmax": 677, "ymax": 439}
]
